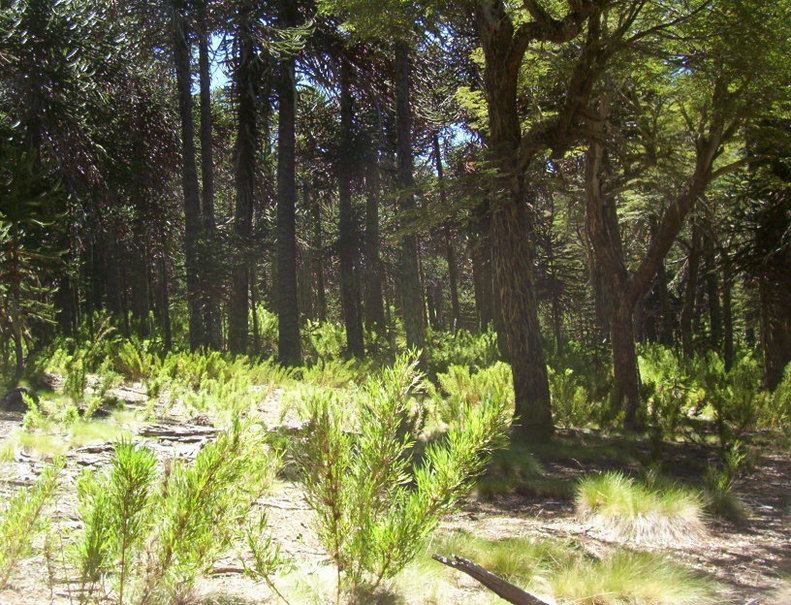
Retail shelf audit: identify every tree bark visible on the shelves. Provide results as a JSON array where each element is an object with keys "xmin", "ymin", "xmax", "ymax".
[
  {"xmin": 704, "ymin": 232, "xmax": 722, "ymax": 350},
  {"xmin": 720, "ymin": 246, "xmax": 734, "ymax": 370},
  {"xmin": 394, "ymin": 41, "xmax": 426, "ymax": 354},
  {"xmin": 363, "ymin": 148, "xmax": 386, "ymax": 336},
  {"xmin": 433, "ymin": 133, "xmax": 460, "ymax": 330},
  {"xmin": 432, "ymin": 555, "xmax": 551, "ymax": 605},
  {"xmin": 338, "ymin": 60, "xmax": 365, "ymax": 357},
  {"xmin": 476, "ymin": 6, "xmax": 553, "ymax": 439},
  {"xmin": 228, "ymin": 6, "xmax": 257, "ymax": 355},
  {"xmin": 276, "ymin": 0, "xmax": 301, "ymax": 365},
  {"xmin": 171, "ymin": 3, "xmax": 205, "ymax": 351},
  {"xmin": 470, "ymin": 200, "xmax": 494, "ymax": 332},
  {"xmin": 680, "ymin": 226, "xmax": 701, "ymax": 356},
  {"xmin": 198, "ymin": 1, "xmax": 221, "ymax": 350}
]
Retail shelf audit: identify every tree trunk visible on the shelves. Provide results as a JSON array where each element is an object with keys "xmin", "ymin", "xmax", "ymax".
[
  {"xmin": 680, "ymin": 226, "xmax": 701, "ymax": 356},
  {"xmin": 394, "ymin": 41, "xmax": 426, "ymax": 354},
  {"xmin": 433, "ymin": 133, "xmax": 460, "ymax": 330},
  {"xmin": 228, "ymin": 6, "xmax": 257, "ymax": 355},
  {"xmin": 338, "ymin": 60, "xmax": 365, "ymax": 357},
  {"xmin": 311, "ymin": 187, "xmax": 327, "ymax": 323},
  {"xmin": 198, "ymin": 2, "xmax": 221, "ymax": 350},
  {"xmin": 470, "ymin": 201, "xmax": 494, "ymax": 332},
  {"xmin": 363, "ymin": 149, "xmax": 386, "ymax": 336},
  {"xmin": 171, "ymin": 3, "xmax": 205, "ymax": 351},
  {"xmin": 704, "ymin": 233, "xmax": 722, "ymax": 350},
  {"xmin": 476, "ymin": 5, "xmax": 553, "ymax": 439},
  {"xmin": 276, "ymin": 0, "xmax": 301, "ymax": 365},
  {"xmin": 720, "ymin": 246, "xmax": 734, "ymax": 370}
]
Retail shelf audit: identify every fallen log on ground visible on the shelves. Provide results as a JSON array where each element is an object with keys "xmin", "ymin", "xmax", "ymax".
[{"xmin": 432, "ymin": 553, "xmax": 553, "ymax": 605}]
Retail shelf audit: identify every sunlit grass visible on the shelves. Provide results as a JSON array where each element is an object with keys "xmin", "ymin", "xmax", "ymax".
[
  {"xmin": 576, "ymin": 472, "xmax": 705, "ymax": 543},
  {"xmin": 430, "ymin": 530, "xmax": 575, "ymax": 586},
  {"xmin": 550, "ymin": 551, "xmax": 716, "ymax": 604}
]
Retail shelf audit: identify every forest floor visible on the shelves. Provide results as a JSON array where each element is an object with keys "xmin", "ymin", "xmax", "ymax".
[{"xmin": 0, "ymin": 382, "xmax": 789, "ymax": 605}]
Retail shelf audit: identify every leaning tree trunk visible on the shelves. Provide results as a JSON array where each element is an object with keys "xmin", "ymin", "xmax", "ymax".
[
  {"xmin": 276, "ymin": 0, "xmax": 301, "ymax": 366},
  {"xmin": 338, "ymin": 60, "xmax": 365, "ymax": 357},
  {"xmin": 172, "ymin": 3, "xmax": 205, "ymax": 351},
  {"xmin": 394, "ymin": 41, "xmax": 426, "ymax": 354}
]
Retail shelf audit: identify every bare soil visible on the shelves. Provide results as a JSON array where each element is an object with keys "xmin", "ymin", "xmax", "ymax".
[{"xmin": 0, "ymin": 388, "xmax": 788, "ymax": 605}]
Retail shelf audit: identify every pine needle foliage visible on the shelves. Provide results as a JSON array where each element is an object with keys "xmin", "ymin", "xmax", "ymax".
[
  {"xmin": 0, "ymin": 459, "xmax": 62, "ymax": 587},
  {"xmin": 73, "ymin": 422, "xmax": 278, "ymax": 605},
  {"xmin": 296, "ymin": 354, "xmax": 510, "ymax": 601}
]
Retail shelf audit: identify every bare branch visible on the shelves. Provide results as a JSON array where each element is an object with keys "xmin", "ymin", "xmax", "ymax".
[{"xmin": 432, "ymin": 554, "xmax": 553, "ymax": 605}]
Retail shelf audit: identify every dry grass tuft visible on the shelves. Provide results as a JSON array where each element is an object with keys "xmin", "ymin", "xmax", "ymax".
[{"xmin": 576, "ymin": 472, "xmax": 706, "ymax": 544}]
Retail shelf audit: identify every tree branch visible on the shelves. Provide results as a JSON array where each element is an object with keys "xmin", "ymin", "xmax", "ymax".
[{"xmin": 432, "ymin": 554, "xmax": 553, "ymax": 605}]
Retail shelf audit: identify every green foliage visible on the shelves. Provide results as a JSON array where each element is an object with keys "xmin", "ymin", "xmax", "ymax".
[
  {"xmin": 427, "ymin": 329, "xmax": 500, "ymax": 375},
  {"xmin": 576, "ymin": 472, "xmax": 705, "ymax": 543},
  {"xmin": 548, "ymin": 367, "xmax": 594, "ymax": 428},
  {"xmin": 550, "ymin": 551, "xmax": 716, "ymax": 605},
  {"xmin": 73, "ymin": 423, "xmax": 278, "ymax": 604},
  {"xmin": 432, "ymin": 530, "xmax": 576, "ymax": 586},
  {"xmin": 431, "ymin": 362, "xmax": 512, "ymax": 425},
  {"xmin": 432, "ymin": 532, "xmax": 715, "ymax": 604},
  {"xmin": 296, "ymin": 353, "xmax": 510, "ymax": 600},
  {"xmin": 0, "ymin": 459, "xmax": 62, "ymax": 587}
]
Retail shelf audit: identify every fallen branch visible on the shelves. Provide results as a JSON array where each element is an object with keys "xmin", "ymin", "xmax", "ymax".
[{"xmin": 432, "ymin": 554, "xmax": 553, "ymax": 605}]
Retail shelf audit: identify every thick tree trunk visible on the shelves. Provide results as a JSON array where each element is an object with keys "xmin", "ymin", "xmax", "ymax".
[
  {"xmin": 172, "ymin": 3, "xmax": 205, "ymax": 350},
  {"xmin": 338, "ymin": 60, "xmax": 365, "ymax": 357},
  {"xmin": 476, "ymin": 4, "xmax": 554, "ymax": 439},
  {"xmin": 394, "ymin": 41, "xmax": 426, "ymax": 354},
  {"xmin": 276, "ymin": 0, "xmax": 301, "ymax": 365},
  {"xmin": 158, "ymin": 256, "xmax": 172, "ymax": 350},
  {"xmin": 228, "ymin": 7, "xmax": 257, "ymax": 354},
  {"xmin": 584, "ymin": 101, "xmax": 641, "ymax": 430},
  {"xmin": 198, "ymin": 3, "xmax": 221, "ymax": 350},
  {"xmin": 363, "ymin": 150, "xmax": 386, "ymax": 336}
]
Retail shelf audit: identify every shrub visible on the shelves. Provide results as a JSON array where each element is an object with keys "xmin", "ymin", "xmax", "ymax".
[
  {"xmin": 293, "ymin": 353, "xmax": 510, "ymax": 601},
  {"xmin": 0, "ymin": 459, "xmax": 62, "ymax": 587},
  {"xmin": 548, "ymin": 367, "xmax": 594, "ymax": 428},
  {"xmin": 576, "ymin": 472, "xmax": 705, "ymax": 544},
  {"xmin": 427, "ymin": 329, "xmax": 500, "ymax": 374},
  {"xmin": 73, "ymin": 422, "xmax": 278, "ymax": 604},
  {"xmin": 432, "ymin": 362, "xmax": 512, "ymax": 425}
]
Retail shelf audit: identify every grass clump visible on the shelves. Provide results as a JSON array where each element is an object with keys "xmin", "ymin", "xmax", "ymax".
[
  {"xmin": 0, "ymin": 459, "xmax": 62, "ymax": 587},
  {"xmin": 432, "ymin": 530, "xmax": 575, "ymax": 586},
  {"xmin": 576, "ymin": 472, "xmax": 705, "ymax": 544},
  {"xmin": 550, "ymin": 551, "xmax": 715, "ymax": 604}
]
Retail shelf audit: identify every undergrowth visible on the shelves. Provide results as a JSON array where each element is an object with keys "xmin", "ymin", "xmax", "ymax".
[{"xmin": 576, "ymin": 471, "xmax": 705, "ymax": 544}]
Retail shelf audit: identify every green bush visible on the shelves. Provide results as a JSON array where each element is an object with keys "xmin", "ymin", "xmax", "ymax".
[
  {"xmin": 431, "ymin": 362, "xmax": 512, "ymax": 425},
  {"xmin": 293, "ymin": 353, "xmax": 510, "ymax": 601},
  {"xmin": 548, "ymin": 367, "xmax": 594, "ymax": 428},
  {"xmin": 73, "ymin": 423, "xmax": 278, "ymax": 604},
  {"xmin": 0, "ymin": 459, "xmax": 62, "ymax": 587}
]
